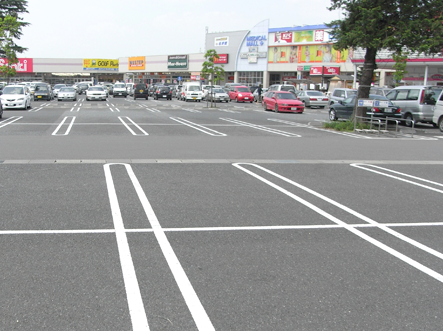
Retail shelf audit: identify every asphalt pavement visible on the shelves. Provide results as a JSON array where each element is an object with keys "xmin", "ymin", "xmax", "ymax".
[{"xmin": 1, "ymin": 95, "xmax": 443, "ymax": 330}]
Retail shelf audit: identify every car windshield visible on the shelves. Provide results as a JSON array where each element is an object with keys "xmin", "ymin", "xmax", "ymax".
[
  {"xmin": 3, "ymin": 86, "xmax": 24, "ymax": 94},
  {"xmin": 160, "ymin": 87, "xmax": 170, "ymax": 91},
  {"xmin": 188, "ymin": 86, "xmax": 201, "ymax": 91},
  {"xmin": 60, "ymin": 88, "xmax": 75, "ymax": 92},
  {"xmin": 213, "ymin": 89, "xmax": 225, "ymax": 93},
  {"xmin": 54, "ymin": 85, "xmax": 66, "ymax": 89},
  {"xmin": 35, "ymin": 86, "xmax": 48, "ymax": 92},
  {"xmin": 276, "ymin": 92, "xmax": 297, "ymax": 100},
  {"xmin": 306, "ymin": 91, "xmax": 324, "ymax": 96},
  {"xmin": 89, "ymin": 87, "xmax": 104, "ymax": 91},
  {"xmin": 237, "ymin": 87, "xmax": 249, "ymax": 92},
  {"xmin": 114, "ymin": 84, "xmax": 125, "ymax": 88},
  {"xmin": 343, "ymin": 96, "xmax": 356, "ymax": 104}
]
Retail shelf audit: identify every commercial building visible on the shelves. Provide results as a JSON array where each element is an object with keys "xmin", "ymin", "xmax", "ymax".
[{"xmin": 4, "ymin": 21, "xmax": 443, "ymax": 90}]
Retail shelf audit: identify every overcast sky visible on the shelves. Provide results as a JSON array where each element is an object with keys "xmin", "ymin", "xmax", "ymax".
[{"xmin": 19, "ymin": 0, "xmax": 340, "ymax": 59}]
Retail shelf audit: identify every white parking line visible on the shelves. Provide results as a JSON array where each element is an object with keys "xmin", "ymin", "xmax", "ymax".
[
  {"xmin": 351, "ymin": 163, "xmax": 443, "ymax": 193},
  {"xmin": 221, "ymin": 118, "xmax": 301, "ymax": 137},
  {"xmin": 52, "ymin": 116, "xmax": 76, "ymax": 135},
  {"xmin": 170, "ymin": 117, "xmax": 226, "ymax": 136},
  {"xmin": 233, "ymin": 163, "xmax": 443, "ymax": 283},
  {"xmin": 0, "ymin": 116, "xmax": 22, "ymax": 128},
  {"xmin": 118, "ymin": 116, "xmax": 148, "ymax": 135},
  {"xmin": 145, "ymin": 108, "xmax": 161, "ymax": 113},
  {"xmin": 183, "ymin": 108, "xmax": 202, "ymax": 113},
  {"xmin": 104, "ymin": 164, "xmax": 150, "ymax": 331},
  {"xmin": 108, "ymin": 163, "xmax": 216, "ymax": 331}
]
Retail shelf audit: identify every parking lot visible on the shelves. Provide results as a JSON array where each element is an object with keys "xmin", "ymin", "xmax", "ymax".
[{"xmin": 1, "ymin": 96, "xmax": 443, "ymax": 330}]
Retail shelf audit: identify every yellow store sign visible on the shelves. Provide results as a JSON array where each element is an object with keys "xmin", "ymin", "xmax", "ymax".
[
  {"xmin": 129, "ymin": 56, "xmax": 145, "ymax": 70},
  {"xmin": 83, "ymin": 59, "xmax": 119, "ymax": 71}
]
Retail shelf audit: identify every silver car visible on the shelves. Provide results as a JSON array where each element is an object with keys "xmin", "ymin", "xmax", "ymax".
[
  {"xmin": 297, "ymin": 91, "xmax": 329, "ymax": 108},
  {"xmin": 432, "ymin": 91, "xmax": 443, "ymax": 131},
  {"xmin": 57, "ymin": 87, "xmax": 77, "ymax": 101},
  {"xmin": 206, "ymin": 88, "xmax": 229, "ymax": 103},
  {"xmin": 52, "ymin": 84, "xmax": 67, "ymax": 98}
]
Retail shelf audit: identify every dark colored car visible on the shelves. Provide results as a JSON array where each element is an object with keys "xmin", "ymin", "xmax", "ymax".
[
  {"xmin": 134, "ymin": 84, "xmax": 149, "ymax": 100},
  {"xmin": 77, "ymin": 83, "xmax": 90, "ymax": 95},
  {"xmin": 34, "ymin": 85, "xmax": 51, "ymax": 101},
  {"xmin": 329, "ymin": 94, "xmax": 401, "ymax": 121},
  {"xmin": 154, "ymin": 86, "xmax": 172, "ymax": 100}
]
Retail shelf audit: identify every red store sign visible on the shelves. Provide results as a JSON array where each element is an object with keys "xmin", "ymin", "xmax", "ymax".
[
  {"xmin": 309, "ymin": 66, "xmax": 340, "ymax": 75},
  {"xmin": 214, "ymin": 54, "xmax": 228, "ymax": 64},
  {"xmin": 0, "ymin": 58, "xmax": 33, "ymax": 73}
]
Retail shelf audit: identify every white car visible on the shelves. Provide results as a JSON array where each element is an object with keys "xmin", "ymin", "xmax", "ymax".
[
  {"xmin": 52, "ymin": 84, "xmax": 67, "ymax": 98},
  {"xmin": 202, "ymin": 85, "xmax": 221, "ymax": 99},
  {"xmin": 206, "ymin": 88, "xmax": 229, "ymax": 102},
  {"xmin": 86, "ymin": 86, "xmax": 107, "ymax": 101},
  {"xmin": 58, "ymin": 87, "xmax": 77, "ymax": 101},
  {"xmin": 113, "ymin": 83, "xmax": 127, "ymax": 97},
  {"xmin": 0, "ymin": 85, "xmax": 32, "ymax": 109}
]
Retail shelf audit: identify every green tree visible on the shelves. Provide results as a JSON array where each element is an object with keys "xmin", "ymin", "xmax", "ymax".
[
  {"xmin": 0, "ymin": 0, "xmax": 29, "ymax": 57},
  {"xmin": 0, "ymin": 15, "xmax": 23, "ymax": 81},
  {"xmin": 201, "ymin": 49, "xmax": 225, "ymax": 108},
  {"xmin": 327, "ymin": 0, "xmax": 443, "ymax": 121}
]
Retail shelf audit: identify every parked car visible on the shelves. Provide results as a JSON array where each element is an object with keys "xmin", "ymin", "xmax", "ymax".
[
  {"xmin": 148, "ymin": 85, "xmax": 156, "ymax": 97},
  {"xmin": 432, "ymin": 91, "xmax": 443, "ymax": 132},
  {"xmin": 113, "ymin": 82, "xmax": 127, "ymax": 97},
  {"xmin": 126, "ymin": 83, "xmax": 134, "ymax": 96},
  {"xmin": 86, "ymin": 86, "xmax": 107, "ymax": 101},
  {"xmin": 173, "ymin": 85, "xmax": 182, "ymax": 98},
  {"xmin": 206, "ymin": 88, "xmax": 229, "ymax": 102},
  {"xmin": 34, "ymin": 84, "xmax": 52, "ymax": 101},
  {"xmin": 1, "ymin": 85, "xmax": 32, "ymax": 109},
  {"xmin": 268, "ymin": 84, "xmax": 299, "ymax": 96},
  {"xmin": 202, "ymin": 85, "xmax": 220, "ymax": 99},
  {"xmin": 386, "ymin": 85, "xmax": 443, "ymax": 127},
  {"xmin": 328, "ymin": 94, "xmax": 401, "ymax": 121},
  {"xmin": 154, "ymin": 86, "xmax": 172, "ymax": 100},
  {"xmin": 229, "ymin": 85, "xmax": 254, "ymax": 103},
  {"xmin": 329, "ymin": 88, "xmax": 357, "ymax": 106},
  {"xmin": 77, "ymin": 83, "xmax": 91, "ymax": 95},
  {"xmin": 133, "ymin": 83, "xmax": 149, "ymax": 100},
  {"xmin": 52, "ymin": 84, "xmax": 67, "ymax": 98},
  {"xmin": 263, "ymin": 91, "xmax": 304, "ymax": 113},
  {"xmin": 57, "ymin": 87, "xmax": 77, "ymax": 101},
  {"xmin": 370, "ymin": 87, "xmax": 392, "ymax": 97},
  {"xmin": 297, "ymin": 90, "xmax": 329, "ymax": 108},
  {"xmin": 182, "ymin": 82, "xmax": 203, "ymax": 102}
]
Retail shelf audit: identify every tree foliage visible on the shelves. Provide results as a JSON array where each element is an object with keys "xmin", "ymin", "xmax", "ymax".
[
  {"xmin": 201, "ymin": 49, "xmax": 225, "ymax": 107},
  {"xmin": 327, "ymin": 0, "xmax": 443, "ymax": 120},
  {"xmin": 0, "ymin": 15, "xmax": 22, "ymax": 80},
  {"xmin": 0, "ymin": 0, "xmax": 28, "ymax": 57}
]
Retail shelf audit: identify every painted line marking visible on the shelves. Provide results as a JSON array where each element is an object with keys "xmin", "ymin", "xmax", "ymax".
[
  {"xmin": 218, "ymin": 109, "xmax": 240, "ymax": 113},
  {"xmin": 221, "ymin": 118, "xmax": 301, "ymax": 137},
  {"xmin": 170, "ymin": 117, "xmax": 227, "ymax": 136},
  {"xmin": 104, "ymin": 164, "xmax": 150, "ymax": 330},
  {"xmin": 233, "ymin": 163, "xmax": 443, "ymax": 283},
  {"xmin": 145, "ymin": 108, "xmax": 160, "ymax": 113},
  {"xmin": 0, "ymin": 116, "xmax": 22, "ymax": 128},
  {"xmin": 183, "ymin": 108, "xmax": 201, "ymax": 113},
  {"xmin": 267, "ymin": 118, "xmax": 371, "ymax": 139},
  {"xmin": 29, "ymin": 107, "xmax": 43, "ymax": 112},
  {"xmin": 111, "ymin": 163, "xmax": 216, "ymax": 331},
  {"xmin": 52, "ymin": 116, "xmax": 76, "ymax": 135},
  {"xmin": 351, "ymin": 163, "xmax": 443, "ymax": 193},
  {"xmin": 118, "ymin": 116, "xmax": 149, "ymax": 135}
]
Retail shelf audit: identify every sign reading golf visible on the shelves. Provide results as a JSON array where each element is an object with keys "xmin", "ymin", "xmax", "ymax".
[
  {"xmin": 83, "ymin": 59, "xmax": 119, "ymax": 71},
  {"xmin": 168, "ymin": 55, "xmax": 188, "ymax": 70}
]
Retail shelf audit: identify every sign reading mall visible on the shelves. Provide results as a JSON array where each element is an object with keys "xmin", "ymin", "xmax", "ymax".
[{"xmin": 168, "ymin": 55, "xmax": 188, "ymax": 70}]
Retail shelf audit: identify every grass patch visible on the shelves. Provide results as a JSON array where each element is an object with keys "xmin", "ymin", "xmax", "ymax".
[{"xmin": 323, "ymin": 120, "xmax": 371, "ymax": 132}]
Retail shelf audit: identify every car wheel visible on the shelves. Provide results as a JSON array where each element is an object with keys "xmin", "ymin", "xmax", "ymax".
[
  {"xmin": 438, "ymin": 118, "xmax": 443, "ymax": 132},
  {"xmin": 274, "ymin": 104, "xmax": 279, "ymax": 113},
  {"xmin": 404, "ymin": 113, "xmax": 413, "ymax": 127},
  {"xmin": 329, "ymin": 109, "xmax": 337, "ymax": 121}
]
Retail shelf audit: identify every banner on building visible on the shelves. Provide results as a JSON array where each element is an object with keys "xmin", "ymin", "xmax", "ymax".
[
  {"xmin": 0, "ymin": 58, "xmax": 33, "ymax": 73},
  {"xmin": 129, "ymin": 56, "xmax": 145, "ymax": 70},
  {"xmin": 168, "ymin": 55, "xmax": 188, "ymax": 70},
  {"xmin": 83, "ymin": 59, "xmax": 118, "ymax": 71},
  {"xmin": 214, "ymin": 54, "xmax": 228, "ymax": 64}
]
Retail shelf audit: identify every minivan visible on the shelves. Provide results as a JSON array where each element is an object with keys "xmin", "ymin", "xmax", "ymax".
[
  {"xmin": 386, "ymin": 85, "xmax": 443, "ymax": 126},
  {"xmin": 268, "ymin": 84, "xmax": 299, "ymax": 95},
  {"xmin": 432, "ymin": 90, "xmax": 443, "ymax": 132},
  {"xmin": 329, "ymin": 88, "xmax": 357, "ymax": 106}
]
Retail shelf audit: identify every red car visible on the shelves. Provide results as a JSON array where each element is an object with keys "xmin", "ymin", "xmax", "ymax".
[
  {"xmin": 229, "ymin": 85, "xmax": 254, "ymax": 103},
  {"xmin": 263, "ymin": 91, "xmax": 304, "ymax": 113}
]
